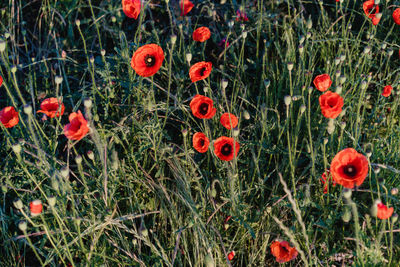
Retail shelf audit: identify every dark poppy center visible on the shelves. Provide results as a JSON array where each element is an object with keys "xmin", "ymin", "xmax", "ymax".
[
  {"xmin": 199, "ymin": 67, "xmax": 206, "ymax": 76},
  {"xmin": 281, "ymin": 245, "xmax": 289, "ymax": 253},
  {"xmin": 327, "ymin": 98, "xmax": 337, "ymax": 108},
  {"xmin": 343, "ymin": 165, "xmax": 357, "ymax": 177},
  {"xmin": 221, "ymin": 144, "xmax": 232, "ymax": 156},
  {"xmin": 366, "ymin": 6, "xmax": 376, "ymax": 15},
  {"xmin": 199, "ymin": 139, "xmax": 205, "ymax": 147},
  {"xmin": 144, "ymin": 55, "xmax": 156, "ymax": 67},
  {"xmin": 199, "ymin": 103, "xmax": 209, "ymax": 115}
]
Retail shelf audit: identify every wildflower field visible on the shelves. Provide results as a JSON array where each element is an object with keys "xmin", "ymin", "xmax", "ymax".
[{"xmin": 2, "ymin": 0, "xmax": 400, "ymax": 266}]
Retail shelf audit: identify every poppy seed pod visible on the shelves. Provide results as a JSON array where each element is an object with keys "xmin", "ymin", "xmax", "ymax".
[
  {"xmin": 87, "ymin": 150, "xmax": 95, "ymax": 160},
  {"xmin": 75, "ymin": 155, "xmax": 82, "ymax": 165},
  {"xmin": 13, "ymin": 199, "xmax": 23, "ymax": 210},
  {"xmin": 300, "ymin": 104, "xmax": 306, "ymax": 114},
  {"xmin": 392, "ymin": 213, "xmax": 398, "ymax": 223},
  {"xmin": 284, "ymin": 95, "xmax": 292, "ymax": 106},
  {"xmin": 55, "ymin": 75, "xmax": 63, "ymax": 85},
  {"xmin": 170, "ymin": 34, "xmax": 177, "ymax": 45},
  {"xmin": 75, "ymin": 19, "xmax": 80, "ymax": 26},
  {"xmin": 299, "ymin": 35, "xmax": 305, "ymax": 44},
  {"xmin": 23, "ymin": 105, "xmax": 32, "ymax": 115},
  {"xmin": 12, "ymin": 143, "xmax": 21, "ymax": 154},
  {"xmin": 11, "ymin": 65, "xmax": 17, "ymax": 73},
  {"xmin": 48, "ymin": 196, "xmax": 56, "ymax": 207},
  {"xmin": 0, "ymin": 39, "xmax": 6, "ymax": 52},
  {"xmin": 60, "ymin": 167, "xmax": 69, "ymax": 178},
  {"xmin": 306, "ymin": 17, "xmax": 312, "ymax": 29},
  {"xmin": 204, "ymin": 254, "xmax": 215, "ymax": 267},
  {"xmin": 343, "ymin": 188, "xmax": 352, "ymax": 199},
  {"xmin": 388, "ymin": 49, "xmax": 394, "ymax": 56},
  {"xmin": 287, "ymin": 62, "xmax": 294, "ymax": 71},
  {"xmin": 363, "ymin": 46, "xmax": 371, "ymax": 54},
  {"xmin": 298, "ymin": 45, "xmax": 304, "ymax": 53},
  {"xmin": 18, "ymin": 221, "xmax": 27, "ymax": 232},
  {"xmin": 336, "ymin": 85, "xmax": 342, "ymax": 94}
]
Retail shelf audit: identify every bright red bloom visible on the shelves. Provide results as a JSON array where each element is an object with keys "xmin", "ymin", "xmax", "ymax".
[
  {"xmin": 63, "ymin": 111, "xmax": 89, "ymax": 141},
  {"xmin": 189, "ymin": 62, "xmax": 212, "ymax": 82},
  {"xmin": 131, "ymin": 44, "xmax": 164, "ymax": 77},
  {"xmin": 363, "ymin": 0, "xmax": 379, "ymax": 24},
  {"xmin": 393, "ymin": 8, "xmax": 400, "ymax": 25},
  {"xmin": 270, "ymin": 241, "xmax": 298, "ymax": 263},
  {"xmin": 122, "ymin": 0, "xmax": 141, "ymax": 19},
  {"xmin": 0, "ymin": 75, "xmax": 3, "ymax": 87},
  {"xmin": 313, "ymin": 74, "xmax": 332, "ymax": 92},
  {"xmin": 377, "ymin": 202, "xmax": 394, "ymax": 220},
  {"xmin": 190, "ymin": 95, "xmax": 216, "ymax": 119},
  {"xmin": 0, "ymin": 106, "xmax": 19, "ymax": 128},
  {"xmin": 29, "ymin": 200, "xmax": 43, "ymax": 216},
  {"xmin": 193, "ymin": 27, "xmax": 211, "ymax": 42},
  {"xmin": 319, "ymin": 91, "xmax": 344, "ymax": 119},
  {"xmin": 37, "ymin": 97, "xmax": 65, "ymax": 118},
  {"xmin": 236, "ymin": 9, "xmax": 249, "ymax": 22},
  {"xmin": 382, "ymin": 85, "xmax": 393, "ymax": 97},
  {"xmin": 228, "ymin": 251, "xmax": 235, "ymax": 261},
  {"xmin": 180, "ymin": 0, "xmax": 194, "ymax": 16},
  {"xmin": 330, "ymin": 148, "xmax": 369, "ymax": 189},
  {"xmin": 220, "ymin": 113, "xmax": 238, "ymax": 129},
  {"xmin": 320, "ymin": 170, "xmax": 336, "ymax": 194},
  {"xmin": 192, "ymin": 132, "xmax": 210, "ymax": 153},
  {"xmin": 213, "ymin": 136, "xmax": 240, "ymax": 161}
]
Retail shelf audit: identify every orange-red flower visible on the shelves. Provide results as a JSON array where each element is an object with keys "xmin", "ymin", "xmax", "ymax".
[
  {"xmin": 213, "ymin": 136, "xmax": 240, "ymax": 161},
  {"xmin": 131, "ymin": 44, "xmax": 164, "ymax": 77},
  {"xmin": 193, "ymin": 132, "xmax": 210, "ymax": 153},
  {"xmin": 37, "ymin": 97, "xmax": 65, "ymax": 118},
  {"xmin": 393, "ymin": 8, "xmax": 400, "ymax": 25},
  {"xmin": 227, "ymin": 251, "xmax": 235, "ymax": 261},
  {"xmin": 270, "ymin": 241, "xmax": 298, "ymax": 263},
  {"xmin": 63, "ymin": 111, "xmax": 89, "ymax": 141},
  {"xmin": 190, "ymin": 95, "xmax": 216, "ymax": 119},
  {"xmin": 319, "ymin": 91, "xmax": 344, "ymax": 119},
  {"xmin": 189, "ymin": 62, "xmax": 212, "ymax": 82},
  {"xmin": 30, "ymin": 200, "xmax": 43, "ymax": 216},
  {"xmin": 236, "ymin": 9, "xmax": 249, "ymax": 22},
  {"xmin": 363, "ymin": 0, "xmax": 380, "ymax": 24},
  {"xmin": 122, "ymin": 0, "xmax": 141, "ymax": 19},
  {"xmin": 0, "ymin": 75, "xmax": 3, "ymax": 87},
  {"xmin": 0, "ymin": 106, "xmax": 19, "ymax": 128},
  {"xmin": 313, "ymin": 74, "xmax": 332, "ymax": 92},
  {"xmin": 320, "ymin": 170, "xmax": 336, "ymax": 194},
  {"xmin": 377, "ymin": 202, "xmax": 394, "ymax": 220},
  {"xmin": 180, "ymin": 0, "xmax": 194, "ymax": 16},
  {"xmin": 220, "ymin": 113, "xmax": 238, "ymax": 129},
  {"xmin": 193, "ymin": 27, "xmax": 211, "ymax": 42},
  {"xmin": 382, "ymin": 85, "xmax": 393, "ymax": 97},
  {"xmin": 330, "ymin": 148, "xmax": 369, "ymax": 189}
]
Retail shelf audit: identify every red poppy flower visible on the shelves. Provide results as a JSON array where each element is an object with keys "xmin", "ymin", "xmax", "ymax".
[
  {"xmin": 220, "ymin": 113, "xmax": 238, "ymax": 129},
  {"xmin": 63, "ymin": 111, "xmax": 89, "ymax": 141},
  {"xmin": 192, "ymin": 27, "xmax": 211, "ymax": 42},
  {"xmin": 377, "ymin": 202, "xmax": 394, "ymax": 220},
  {"xmin": 0, "ymin": 106, "xmax": 19, "ymax": 128},
  {"xmin": 192, "ymin": 132, "xmax": 210, "ymax": 153},
  {"xmin": 30, "ymin": 200, "xmax": 43, "ymax": 216},
  {"xmin": 393, "ymin": 8, "xmax": 400, "ymax": 25},
  {"xmin": 228, "ymin": 251, "xmax": 235, "ymax": 261},
  {"xmin": 236, "ymin": 9, "xmax": 249, "ymax": 22},
  {"xmin": 189, "ymin": 62, "xmax": 212, "ymax": 82},
  {"xmin": 180, "ymin": 0, "xmax": 194, "ymax": 16},
  {"xmin": 330, "ymin": 148, "xmax": 369, "ymax": 189},
  {"xmin": 382, "ymin": 85, "xmax": 393, "ymax": 97},
  {"xmin": 131, "ymin": 44, "xmax": 164, "ymax": 77},
  {"xmin": 122, "ymin": 0, "xmax": 141, "ymax": 19},
  {"xmin": 313, "ymin": 74, "xmax": 332, "ymax": 92},
  {"xmin": 319, "ymin": 91, "xmax": 344, "ymax": 119},
  {"xmin": 363, "ymin": 0, "xmax": 379, "ymax": 24},
  {"xmin": 320, "ymin": 170, "xmax": 336, "ymax": 194},
  {"xmin": 270, "ymin": 241, "xmax": 298, "ymax": 263},
  {"xmin": 0, "ymin": 75, "xmax": 3, "ymax": 87},
  {"xmin": 37, "ymin": 97, "xmax": 65, "ymax": 118},
  {"xmin": 190, "ymin": 95, "xmax": 216, "ymax": 119},
  {"xmin": 213, "ymin": 136, "xmax": 240, "ymax": 161}
]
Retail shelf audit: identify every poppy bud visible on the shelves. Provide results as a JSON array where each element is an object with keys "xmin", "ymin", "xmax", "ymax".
[
  {"xmin": 340, "ymin": 75, "xmax": 346, "ymax": 84},
  {"xmin": 1, "ymin": 185, "xmax": 7, "ymax": 193},
  {"xmin": 48, "ymin": 196, "xmax": 56, "ymax": 207},
  {"xmin": 242, "ymin": 31, "xmax": 247, "ymax": 39},
  {"xmin": 18, "ymin": 221, "xmax": 27, "ymax": 232},
  {"xmin": 233, "ymin": 127, "xmax": 240, "ymax": 137},
  {"xmin": 75, "ymin": 155, "xmax": 82, "ymax": 165},
  {"xmin": 361, "ymin": 80, "xmax": 367, "ymax": 90},
  {"xmin": 323, "ymin": 138, "xmax": 328, "ymax": 145},
  {"xmin": 243, "ymin": 110, "xmax": 250, "ymax": 120},
  {"xmin": 84, "ymin": 98, "xmax": 93, "ymax": 109},
  {"xmin": 221, "ymin": 0, "xmax": 227, "ymax": 4},
  {"xmin": 23, "ymin": 105, "xmax": 32, "ymax": 115},
  {"xmin": 298, "ymin": 45, "xmax": 304, "ymax": 54},
  {"xmin": 340, "ymin": 121, "xmax": 346, "ymax": 130},
  {"xmin": 334, "ymin": 57, "xmax": 340, "ymax": 65},
  {"xmin": 343, "ymin": 188, "xmax": 352, "ymax": 199},
  {"xmin": 101, "ymin": 49, "xmax": 106, "ymax": 56},
  {"xmin": 89, "ymin": 56, "xmax": 94, "ymax": 64},
  {"xmin": 306, "ymin": 17, "xmax": 312, "ymax": 29},
  {"xmin": 111, "ymin": 16, "xmax": 116, "ymax": 23},
  {"xmin": 228, "ymin": 20, "xmax": 234, "ymax": 28},
  {"xmin": 284, "ymin": 95, "xmax": 292, "ymax": 106},
  {"xmin": 11, "ymin": 65, "xmax": 17, "ymax": 73},
  {"xmin": 300, "ymin": 104, "xmax": 306, "ymax": 114},
  {"xmin": 12, "ymin": 143, "xmax": 22, "ymax": 154},
  {"xmin": 306, "ymin": 32, "xmax": 311, "ymax": 39},
  {"xmin": 4, "ymin": 32, "xmax": 9, "ymax": 39},
  {"xmin": 60, "ymin": 167, "xmax": 69, "ymax": 178},
  {"xmin": 170, "ymin": 34, "xmax": 177, "ymax": 46},
  {"xmin": 139, "ymin": 225, "xmax": 148, "ymax": 237},
  {"xmin": 340, "ymin": 53, "xmax": 346, "ymax": 62},
  {"xmin": 371, "ymin": 199, "xmax": 380, "ymax": 217},
  {"xmin": 374, "ymin": 0, "xmax": 380, "ymax": 4},
  {"xmin": 363, "ymin": 46, "xmax": 371, "ymax": 54},
  {"xmin": 381, "ymin": 43, "xmax": 387, "ymax": 50},
  {"xmin": 342, "ymin": 207, "xmax": 352, "ymax": 222},
  {"xmin": 335, "ymin": 70, "xmax": 341, "ymax": 79},
  {"xmin": 336, "ymin": 85, "xmax": 342, "ymax": 94},
  {"xmin": 0, "ymin": 38, "xmax": 6, "ymax": 52},
  {"xmin": 55, "ymin": 75, "xmax": 63, "ymax": 85},
  {"xmin": 182, "ymin": 129, "xmax": 188, "ymax": 137},
  {"xmin": 308, "ymin": 86, "xmax": 313, "ymax": 94},
  {"xmin": 391, "ymin": 188, "xmax": 398, "ymax": 195},
  {"xmin": 264, "ymin": 79, "xmax": 271, "ymax": 88},
  {"xmin": 87, "ymin": 150, "xmax": 95, "ymax": 160},
  {"xmin": 392, "ymin": 213, "xmax": 398, "ymax": 223},
  {"xmin": 185, "ymin": 53, "xmax": 192, "ymax": 64},
  {"xmin": 204, "ymin": 254, "xmax": 215, "ymax": 267},
  {"xmin": 287, "ymin": 62, "xmax": 294, "ymax": 71},
  {"xmin": 299, "ymin": 35, "xmax": 305, "ymax": 44},
  {"xmin": 211, "ymin": 188, "xmax": 217, "ymax": 198},
  {"xmin": 13, "ymin": 199, "xmax": 23, "ymax": 210},
  {"xmin": 222, "ymin": 79, "xmax": 228, "ymax": 90},
  {"xmin": 388, "ymin": 49, "xmax": 394, "ymax": 56},
  {"xmin": 75, "ymin": 19, "xmax": 80, "ymax": 26},
  {"xmin": 327, "ymin": 123, "xmax": 335, "ymax": 135}
]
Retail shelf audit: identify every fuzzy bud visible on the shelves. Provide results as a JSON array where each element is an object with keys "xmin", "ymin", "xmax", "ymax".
[
  {"xmin": 0, "ymin": 38, "xmax": 6, "ymax": 52},
  {"xmin": 284, "ymin": 95, "xmax": 292, "ymax": 106},
  {"xmin": 48, "ymin": 196, "xmax": 56, "ymax": 207},
  {"xmin": 12, "ymin": 143, "xmax": 22, "ymax": 154},
  {"xmin": 23, "ymin": 105, "xmax": 32, "ymax": 115},
  {"xmin": 55, "ymin": 75, "xmax": 63, "ymax": 85},
  {"xmin": 343, "ymin": 188, "xmax": 352, "ymax": 199},
  {"xmin": 18, "ymin": 221, "xmax": 27, "ymax": 232},
  {"xmin": 13, "ymin": 199, "xmax": 23, "ymax": 210}
]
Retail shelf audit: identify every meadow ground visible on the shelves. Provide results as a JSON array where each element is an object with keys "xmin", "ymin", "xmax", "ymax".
[{"xmin": 1, "ymin": 0, "xmax": 400, "ymax": 266}]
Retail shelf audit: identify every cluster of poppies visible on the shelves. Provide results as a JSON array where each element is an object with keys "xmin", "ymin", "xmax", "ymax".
[
  {"xmin": 361, "ymin": 0, "xmax": 400, "ymax": 26},
  {"xmin": 0, "ymin": 93, "xmax": 89, "ymax": 142}
]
